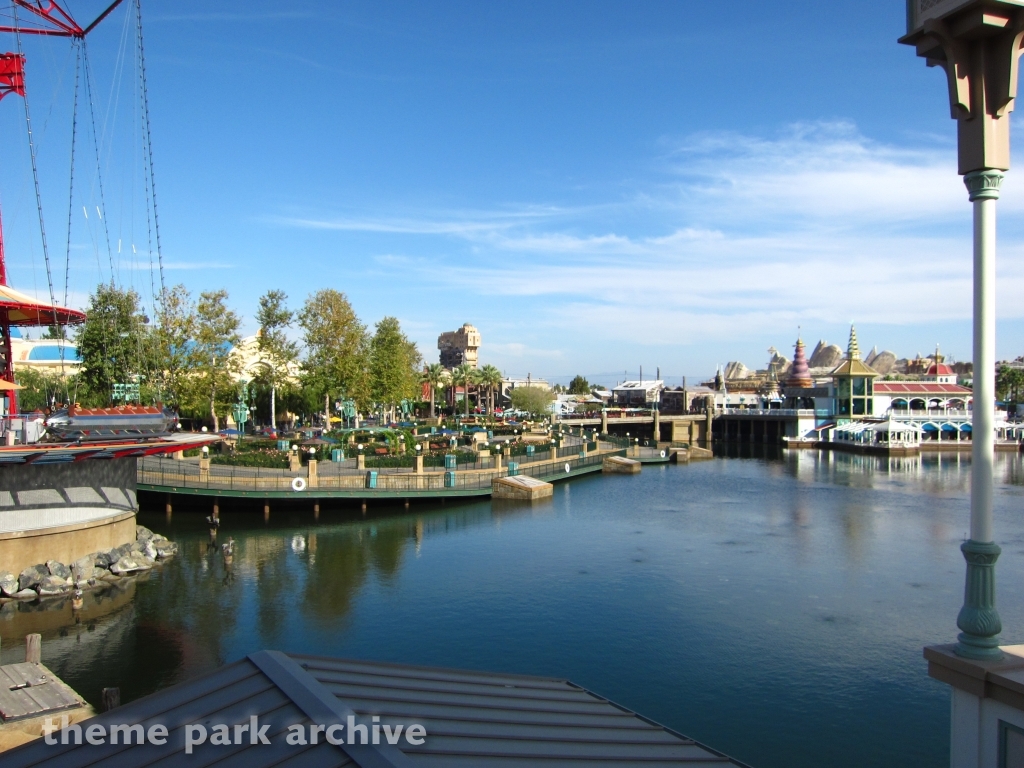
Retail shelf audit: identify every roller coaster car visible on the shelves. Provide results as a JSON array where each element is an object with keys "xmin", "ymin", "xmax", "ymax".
[{"xmin": 44, "ymin": 405, "xmax": 178, "ymax": 442}]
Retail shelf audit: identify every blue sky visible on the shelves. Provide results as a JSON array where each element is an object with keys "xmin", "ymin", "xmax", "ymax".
[{"xmin": 1, "ymin": 0, "xmax": 1022, "ymax": 386}]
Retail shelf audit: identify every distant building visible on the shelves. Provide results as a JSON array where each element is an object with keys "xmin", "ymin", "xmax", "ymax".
[
  {"xmin": 230, "ymin": 332, "xmax": 301, "ymax": 384},
  {"xmin": 872, "ymin": 349, "xmax": 972, "ymax": 412},
  {"xmin": 612, "ymin": 380, "xmax": 663, "ymax": 407},
  {"xmin": 438, "ymin": 323, "xmax": 480, "ymax": 369},
  {"xmin": 499, "ymin": 376, "xmax": 550, "ymax": 403},
  {"xmin": 11, "ymin": 333, "xmax": 82, "ymax": 373}
]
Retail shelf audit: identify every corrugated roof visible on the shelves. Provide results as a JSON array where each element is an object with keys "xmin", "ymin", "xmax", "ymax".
[{"xmin": 4, "ymin": 652, "xmax": 749, "ymax": 767}]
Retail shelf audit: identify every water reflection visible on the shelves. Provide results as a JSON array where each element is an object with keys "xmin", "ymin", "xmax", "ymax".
[{"xmin": 1, "ymin": 453, "xmax": 1022, "ymax": 768}]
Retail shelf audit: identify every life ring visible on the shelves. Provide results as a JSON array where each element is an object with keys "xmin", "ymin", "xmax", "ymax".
[
  {"xmin": 564, "ymin": 462, "xmax": 571, "ymax": 473},
  {"xmin": 291, "ymin": 477, "xmax": 307, "ymax": 492},
  {"xmin": 660, "ymin": 450, "xmax": 666, "ymax": 458}
]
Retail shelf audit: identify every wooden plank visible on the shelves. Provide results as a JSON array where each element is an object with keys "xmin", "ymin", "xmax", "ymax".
[{"xmin": 0, "ymin": 663, "xmax": 83, "ymax": 722}]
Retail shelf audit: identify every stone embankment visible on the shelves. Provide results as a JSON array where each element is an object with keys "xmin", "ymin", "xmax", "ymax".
[{"xmin": 0, "ymin": 526, "xmax": 177, "ymax": 600}]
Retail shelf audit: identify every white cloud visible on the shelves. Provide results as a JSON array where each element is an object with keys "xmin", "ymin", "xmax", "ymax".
[{"xmin": 277, "ymin": 121, "xmax": 1022, "ymax": 366}]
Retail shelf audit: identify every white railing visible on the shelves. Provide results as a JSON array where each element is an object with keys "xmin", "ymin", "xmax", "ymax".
[
  {"xmin": 888, "ymin": 409, "xmax": 972, "ymax": 419},
  {"xmin": 718, "ymin": 408, "xmax": 829, "ymax": 417}
]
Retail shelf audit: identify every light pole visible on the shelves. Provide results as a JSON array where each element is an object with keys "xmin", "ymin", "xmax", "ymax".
[
  {"xmin": 900, "ymin": 4, "xmax": 1024, "ymax": 765},
  {"xmin": 901, "ymin": 0, "xmax": 1020, "ymax": 663}
]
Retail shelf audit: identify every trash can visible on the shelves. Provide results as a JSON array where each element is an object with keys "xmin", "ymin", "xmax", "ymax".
[
  {"xmin": 365, "ymin": 471, "xmax": 378, "ymax": 489},
  {"xmin": 444, "ymin": 471, "xmax": 457, "ymax": 488},
  {"xmin": 507, "ymin": 461, "xmax": 519, "ymax": 477},
  {"xmin": 526, "ymin": 445, "xmax": 535, "ymax": 456},
  {"xmin": 331, "ymin": 448, "xmax": 345, "ymax": 462},
  {"xmin": 444, "ymin": 454, "xmax": 457, "ymax": 470},
  {"xmin": 277, "ymin": 440, "xmax": 290, "ymax": 451}
]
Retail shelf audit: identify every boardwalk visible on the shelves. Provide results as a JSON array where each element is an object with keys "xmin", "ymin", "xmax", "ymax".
[{"xmin": 137, "ymin": 440, "xmax": 641, "ymax": 500}]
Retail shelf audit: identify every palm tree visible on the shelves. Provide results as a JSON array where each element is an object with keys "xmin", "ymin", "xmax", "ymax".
[
  {"xmin": 478, "ymin": 364, "xmax": 502, "ymax": 416},
  {"xmin": 421, "ymin": 363, "xmax": 448, "ymax": 418},
  {"xmin": 450, "ymin": 364, "xmax": 472, "ymax": 417}
]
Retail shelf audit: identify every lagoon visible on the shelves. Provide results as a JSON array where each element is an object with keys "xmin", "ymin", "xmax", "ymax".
[{"xmin": 3, "ymin": 448, "xmax": 1023, "ymax": 767}]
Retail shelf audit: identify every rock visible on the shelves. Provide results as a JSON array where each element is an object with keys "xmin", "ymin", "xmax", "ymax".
[
  {"xmin": 137, "ymin": 555, "xmax": 156, "ymax": 568},
  {"xmin": 151, "ymin": 534, "xmax": 167, "ymax": 544},
  {"xmin": 72, "ymin": 556, "xmax": 94, "ymax": 581},
  {"xmin": 724, "ymin": 361, "xmax": 749, "ymax": 380},
  {"xmin": 136, "ymin": 525, "xmax": 154, "ymax": 541},
  {"xmin": 155, "ymin": 542, "xmax": 178, "ymax": 559},
  {"xmin": 810, "ymin": 342, "xmax": 844, "ymax": 369},
  {"xmin": 108, "ymin": 543, "xmax": 131, "ymax": 562},
  {"xmin": 12, "ymin": 588, "xmax": 38, "ymax": 600},
  {"xmin": 110, "ymin": 556, "xmax": 150, "ymax": 575},
  {"xmin": 871, "ymin": 350, "xmax": 897, "ymax": 375},
  {"xmin": 142, "ymin": 540, "xmax": 157, "ymax": 559},
  {"xmin": 93, "ymin": 551, "xmax": 113, "ymax": 568},
  {"xmin": 47, "ymin": 560, "xmax": 71, "ymax": 579},
  {"xmin": 0, "ymin": 571, "xmax": 18, "ymax": 597},
  {"xmin": 37, "ymin": 575, "xmax": 69, "ymax": 596},
  {"xmin": 18, "ymin": 564, "xmax": 48, "ymax": 592}
]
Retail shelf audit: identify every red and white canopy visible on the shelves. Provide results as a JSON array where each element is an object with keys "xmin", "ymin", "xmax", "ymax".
[{"xmin": 0, "ymin": 283, "xmax": 85, "ymax": 326}]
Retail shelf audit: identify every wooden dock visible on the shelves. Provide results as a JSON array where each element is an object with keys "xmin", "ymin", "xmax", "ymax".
[{"xmin": 0, "ymin": 635, "xmax": 94, "ymax": 752}]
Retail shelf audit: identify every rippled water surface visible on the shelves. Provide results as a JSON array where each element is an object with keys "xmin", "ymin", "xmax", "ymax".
[{"xmin": 3, "ymin": 449, "xmax": 1024, "ymax": 768}]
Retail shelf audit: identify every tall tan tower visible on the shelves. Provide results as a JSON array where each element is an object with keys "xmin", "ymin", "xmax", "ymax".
[{"xmin": 437, "ymin": 323, "xmax": 480, "ymax": 369}]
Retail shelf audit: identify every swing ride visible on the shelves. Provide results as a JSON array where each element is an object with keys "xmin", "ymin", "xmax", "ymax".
[
  {"xmin": 0, "ymin": 1, "xmax": 215, "ymax": 577},
  {"xmin": 0, "ymin": 0, "xmax": 210, "ymax": 455}
]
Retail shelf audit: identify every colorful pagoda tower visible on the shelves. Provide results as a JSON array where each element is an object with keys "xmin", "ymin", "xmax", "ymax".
[{"xmin": 785, "ymin": 337, "xmax": 813, "ymax": 389}]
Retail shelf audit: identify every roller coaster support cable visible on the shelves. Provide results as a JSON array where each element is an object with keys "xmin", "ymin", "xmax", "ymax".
[
  {"xmin": 134, "ymin": 0, "xmax": 164, "ymax": 301},
  {"xmin": 82, "ymin": 40, "xmax": 116, "ymax": 285}
]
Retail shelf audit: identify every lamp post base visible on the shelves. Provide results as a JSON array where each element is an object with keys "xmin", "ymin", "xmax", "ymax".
[{"xmin": 955, "ymin": 540, "xmax": 1003, "ymax": 660}]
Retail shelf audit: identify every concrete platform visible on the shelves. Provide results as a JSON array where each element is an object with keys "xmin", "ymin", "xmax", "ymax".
[
  {"xmin": 492, "ymin": 475, "xmax": 554, "ymax": 501},
  {"xmin": 602, "ymin": 456, "xmax": 641, "ymax": 474}
]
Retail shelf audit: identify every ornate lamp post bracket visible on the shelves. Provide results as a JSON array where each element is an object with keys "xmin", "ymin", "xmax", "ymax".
[{"xmin": 902, "ymin": 1, "xmax": 1024, "ymax": 173}]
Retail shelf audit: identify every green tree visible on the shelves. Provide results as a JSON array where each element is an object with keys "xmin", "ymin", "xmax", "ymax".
[
  {"xmin": 298, "ymin": 289, "xmax": 368, "ymax": 429},
  {"xmin": 369, "ymin": 317, "xmax": 420, "ymax": 423},
  {"xmin": 75, "ymin": 283, "xmax": 151, "ymax": 404},
  {"xmin": 13, "ymin": 368, "xmax": 65, "ymax": 412},
  {"xmin": 421, "ymin": 363, "xmax": 448, "ymax": 419},
  {"xmin": 997, "ymin": 365, "xmax": 1024, "ymax": 404},
  {"xmin": 510, "ymin": 385, "xmax": 554, "ymax": 416},
  {"xmin": 152, "ymin": 284, "xmax": 197, "ymax": 409},
  {"xmin": 255, "ymin": 290, "xmax": 299, "ymax": 429},
  {"xmin": 187, "ymin": 290, "xmax": 241, "ymax": 432},
  {"xmin": 568, "ymin": 375, "xmax": 591, "ymax": 395}
]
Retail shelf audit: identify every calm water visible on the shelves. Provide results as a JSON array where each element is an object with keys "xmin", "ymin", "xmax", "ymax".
[{"xmin": 3, "ymin": 449, "xmax": 1024, "ymax": 768}]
